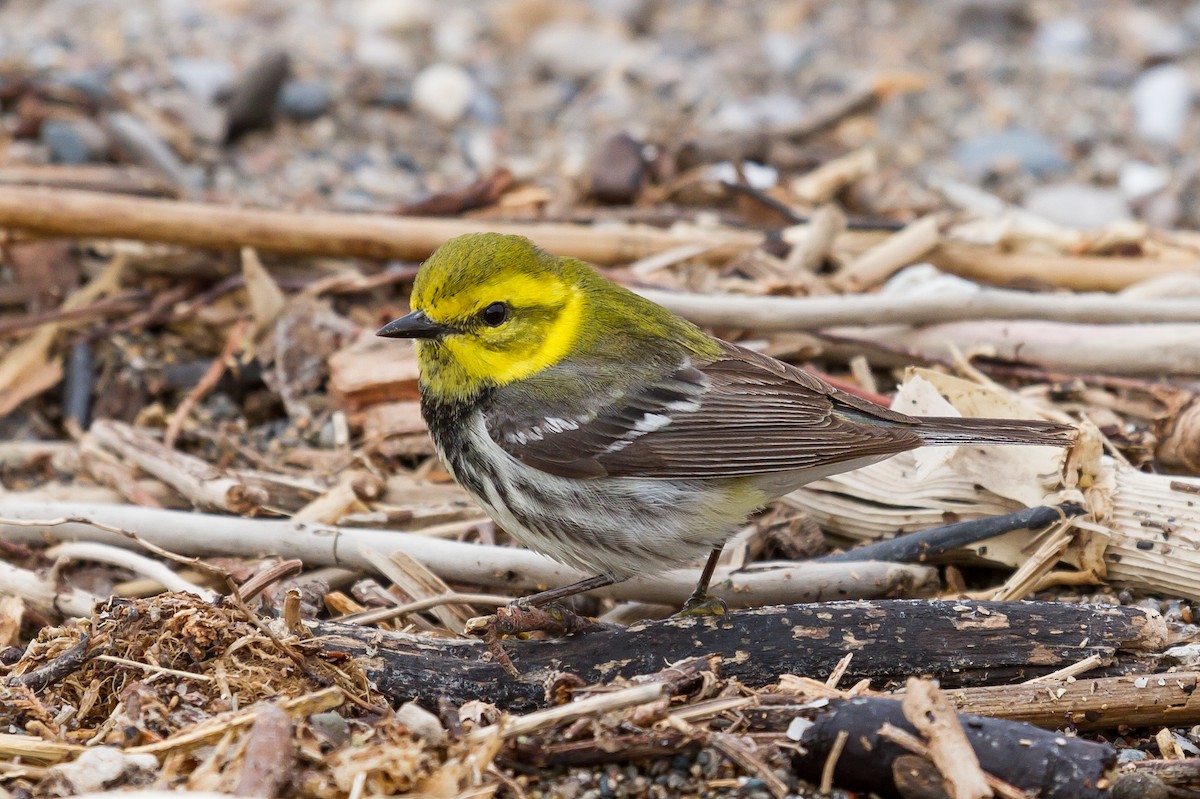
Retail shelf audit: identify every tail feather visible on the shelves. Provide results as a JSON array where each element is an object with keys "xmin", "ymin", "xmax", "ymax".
[{"xmin": 914, "ymin": 416, "xmax": 1076, "ymax": 447}]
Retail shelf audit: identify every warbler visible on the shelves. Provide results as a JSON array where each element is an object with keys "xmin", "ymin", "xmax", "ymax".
[{"xmin": 377, "ymin": 233, "xmax": 1075, "ymax": 617}]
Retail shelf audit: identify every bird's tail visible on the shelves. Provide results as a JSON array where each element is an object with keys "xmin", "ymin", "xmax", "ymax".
[{"xmin": 915, "ymin": 416, "xmax": 1077, "ymax": 447}]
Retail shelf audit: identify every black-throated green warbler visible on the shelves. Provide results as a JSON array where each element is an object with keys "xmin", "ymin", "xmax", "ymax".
[{"xmin": 378, "ymin": 233, "xmax": 1075, "ymax": 617}]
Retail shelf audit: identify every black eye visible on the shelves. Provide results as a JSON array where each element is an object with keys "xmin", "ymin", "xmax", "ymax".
[{"xmin": 480, "ymin": 302, "xmax": 509, "ymax": 327}]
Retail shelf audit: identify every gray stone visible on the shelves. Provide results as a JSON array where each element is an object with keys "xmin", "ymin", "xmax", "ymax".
[
  {"xmin": 1034, "ymin": 17, "xmax": 1090, "ymax": 67},
  {"xmin": 529, "ymin": 21, "xmax": 634, "ymax": 80},
  {"xmin": 171, "ymin": 58, "xmax": 234, "ymax": 103},
  {"xmin": 1131, "ymin": 64, "xmax": 1192, "ymax": 145},
  {"xmin": 953, "ymin": 129, "xmax": 1067, "ymax": 178},
  {"xmin": 1023, "ymin": 182, "xmax": 1130, "ymax": 229},
  {"xmin": 279, "ymin": 80, "xmax": 331, "ymax": 120},
  {"xmin": 41, "ymin": 119, "xmax": 107, "ymax": 164}
]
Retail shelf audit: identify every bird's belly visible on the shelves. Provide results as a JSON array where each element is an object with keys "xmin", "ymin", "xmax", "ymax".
[{"xmin": 438, "ymin": 416, "xmax": 765, "ymax": 580}]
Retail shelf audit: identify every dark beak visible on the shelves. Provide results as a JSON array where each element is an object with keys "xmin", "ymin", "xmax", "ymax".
[{"xmin": 376, "ymin": 310, "xmax": 453, "ymax": 340}]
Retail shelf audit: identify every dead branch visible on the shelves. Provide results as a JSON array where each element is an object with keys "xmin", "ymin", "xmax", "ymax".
[
  {"xmin": 304, "ymin": 600, "xmax": 1166, "ymax": 711},
  {"xmin": 826, "ymin": 320, "xmax": 1200, "ymax": 376},
  {"xmin": 0, "ymin": 187, "xmax": 760, "ymax": 264},
  {"xmin": 0, "ymin": 500, "xmax": 937, "ymax": 606},
  {"xmin": 636, "ymin": 286, "xmax": 1200, "ymax": 329}
]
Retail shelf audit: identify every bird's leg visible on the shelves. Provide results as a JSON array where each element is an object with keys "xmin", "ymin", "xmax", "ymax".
[
  {"xmin": 465, "ymin": 574, "xmax": 620, "ymax": 664},
  {"xmin": 673, "ymin": 545, "xmax": 729, "ymax": 617}
]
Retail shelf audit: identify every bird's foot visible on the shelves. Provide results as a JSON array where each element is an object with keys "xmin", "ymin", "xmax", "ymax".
[
  {"xmin": 671, "ymin": 594, "xmax": 730, "ymax": 619},
  {"xmin": 466, "ymin": 601, "xmax": 610, "ymax": 675}
]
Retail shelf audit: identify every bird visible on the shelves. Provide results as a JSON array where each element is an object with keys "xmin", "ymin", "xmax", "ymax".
[{"xmin": 377, "ymin": 232, "xmax": 1076, "ymax": 621}]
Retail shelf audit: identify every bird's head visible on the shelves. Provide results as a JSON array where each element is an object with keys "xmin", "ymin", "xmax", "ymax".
[{"xmin": 377, "ymin": 233, "xmax": 587, "ymax": 400}]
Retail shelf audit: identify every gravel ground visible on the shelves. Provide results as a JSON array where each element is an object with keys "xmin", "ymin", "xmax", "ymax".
[{"xmin": 2, "ymin": 0, "xmax": 1198, "ymax": 227}]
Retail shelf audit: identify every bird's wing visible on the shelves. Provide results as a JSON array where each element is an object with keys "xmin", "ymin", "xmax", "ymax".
[{"xmin": 484, "ymin": 341, "xmax": 925, "ymax": 479}]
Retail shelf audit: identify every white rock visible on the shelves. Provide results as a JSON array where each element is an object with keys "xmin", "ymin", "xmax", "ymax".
[
  {"xmin": 354, "ymin": 0, "xmax": 432, "ymax": 32},
  {"xmin": 1131, "ymin": 64, "xmax": 1192, "ymax": 145},
  {"xmin": 412, "ymin": 63, "xmax": 474, "ymax": 126},
  {"xmin": 529, "ymin": 22, "xmax": 633, "ymax": 80},
  {"xmin": 1118, "ymin": 160, "xmax": 1170, "ymax": 200},
  {"xmin": 50, "ymin": 747, "xmax": 158, "ymax": 793},
  {"xmin": 396, "ymin": 701, "xmax": 447, "ymax": 745},
  {"xmin": 1022, "ymin": 183, "xmax": 1130, "ymax": 229}
]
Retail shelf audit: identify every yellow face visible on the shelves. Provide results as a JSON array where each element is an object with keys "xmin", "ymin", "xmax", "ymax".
[{"xmin": 398, "ymin": 234, "xmax": 587, "ymax": 400}]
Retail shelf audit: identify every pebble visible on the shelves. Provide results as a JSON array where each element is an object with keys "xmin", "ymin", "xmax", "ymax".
[
  {"xmin": 1131, "ymin": 64, "xmax": 1192, "ymax": 145},
  {"xmin": 395, "ymin": 701, "xmax": 446, "ymax": 745},
  {"xmin": 309, "ymin": 711, "xmax": 350, "ymax": 747},
  {"xmin": 1112, "ymin": 771, "xmax": 1168, "ymax": 799},
  {"xmin": 412, "ymin": 62, "xmax": 474, "ymax": 126},
  {"xmin": 1023, "ymin": 182, "xmax": 1129, "ymax": 228},
  {"xmin": 171, "ymin": 58, "xmax": 234, "ymax": 103},
  {"xmin": 354, "ymin": 0, "xmax": 433, "ymax": 33},
  {"xmin": 41, "ymin": 118, "xmax": 107, "ymax": 164},
  {"xmin": 760, "ymin": 31, "xmax": 812, "ymax": 73},
  {"xmin": 1116, "ymin": 747, "xmax": 1148, "ymax": 762},
  {"xmin": 529, "ymin": 21, "xmax": 634, "ymax": 80},
  {"xmin": 279, "ymin": 80, "xmax": 332, "ymax": 120},
  {"xmin": 589, "ymin": 132, "xmax": 646, "ymax": 204},
  {"xmin": 224, "ymin": 49, "xmax": 292, "ymax": 141},
  {"xmin": 1034, "ymin": 17, "xmax": 1090, "ymax": 68},
  {"xmin": 58, "ymin": 68, "xmax": 114, "ymax": 104},
  {"xmin": 953, "ymin": 128, "xmax": 1067, "ymax": 178},
  {"xmin": 1119, "ymin": 160, "xmax": 1169, "ymax": 201}
]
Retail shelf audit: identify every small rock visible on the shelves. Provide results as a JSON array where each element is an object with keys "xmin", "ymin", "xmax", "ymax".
[
  {"xmin": 49, "ymin": 747, "xmax": 158, "ymax": 793},
  {"xmin": 1131, "ymin": 64, "xmax": 1192, "ymax": 145},
  {"xmin": 58, "ymin": 69, "xmax": 114, "ymax": 105},
  {"xmin": 355, "ymin": 0, "xmax": 433, "ymax": 33},
  {"xmin": 529, "ymin": 21, "xmax": 634, "ymax": 80},
  {"xmin": 279, "ymin": 80, "xmax": 331, "ymax": 120},
  {"xmin": 589, "ymin": 133, "xmax": 647, "ymax": 204},
  {"xmin": 1125, "ymin": 8, "xmax": 1190, "ymax": 64},
  {"xmin": 1034, "ymin": 17, "xmax": 1090, "ymax": 67},
  {"xmin": 395, "ymin": 701, "xmax": 446, "ymax": 745},
  {"xmin": 1119, "ymin": 160, "xmax": 1170, "ymax": 201},
  {"xmin": 1023, "ymin": 183, "xmax": 1130, "ymax": 229},
  {"xmin": 760, "ymin": 31, "xmax": 812, "ymax": 73},
  {"xmin": 171, "ymin": 58, "xmax": 234, "ymax": 103},
  {"xmin": 953, "ymin": 128, "xmax": 1067, "ymax": 178},
  {"xmin": 41, "ymin": 119, "xmax": 107, "ymax": 164},
  {"xmin": 957, "ymin": 0, "xmax": 1033, "ymax": 41},
  {"xmin": 1117, "ymin": 747, "xmax": 1149, "ymax": 763},
  {"xmin": 309, "ymin": 711, "xmax": 350, "ymax": 747},
  {"xmin": 1112, "ymin": 772, "xmax": 1168, "ymax": 799},
  {"xmin": 372, "ymin": 82, "xmax": 410, "ymax": 108},
  {"xmin": 412, "ymin": 63, "xmax": 474, "ymax": 126},
  {"xmin": 225, "ymin": 50, "xmax": 292, "ymax": 142}
]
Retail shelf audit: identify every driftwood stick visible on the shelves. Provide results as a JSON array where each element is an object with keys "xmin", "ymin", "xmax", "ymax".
[
  {"xmin": 827, "ymin": 320, "xmax": 1200, "ymax": 376},
  {"xmin": 835, "ymin": 233, "xmax": 1200, "ymax": 292},
  {"xmin": 819, "ymin": 504, "xmax": 1084, "ymax": 564},
  {"xmin": 0, "ymin": 187, "xmax": 760, "ymax": 264},
  {"xmin": 0, "ymin": 560, "xmax": 99, "ymax": 618},
  {"xmin": 0, "ymin": 501, "xmax": 937, "ymax": 606},
  {"xmin": 945, "ymin": 671, "xmax": 1200, "ymax": 731},
  {"xmin": 88, "ymin": 420, "xmax": 267, "ymax": 513},
  {"xmin": 305, "ymin": 600, "xmax": 1166, "ymax": 711},
  {"xmin": 637, "ymin": 286, "xmax": 1200, "ymax": 328},
  {"xmin": 788, "ymin": 696, "xmax": 1116, "ymax": 799}
]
